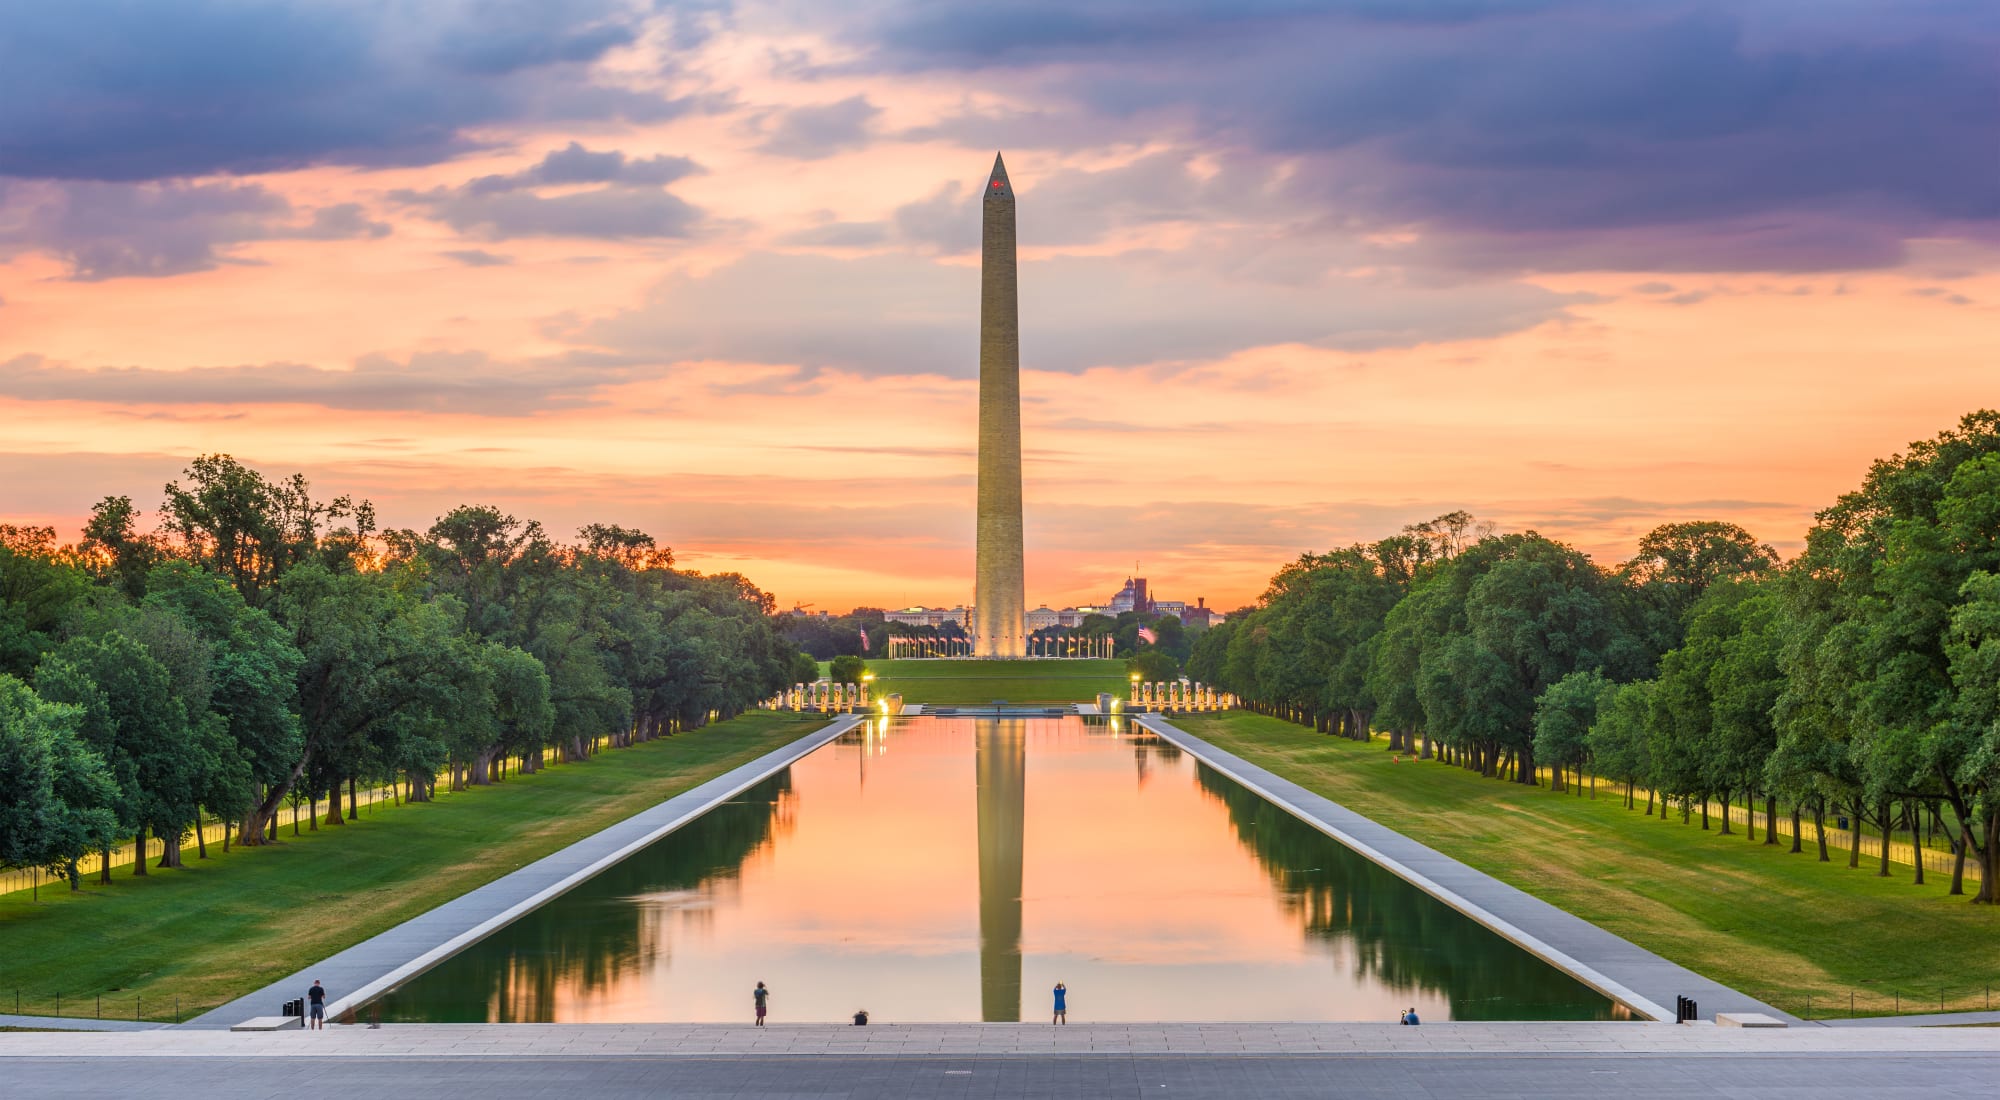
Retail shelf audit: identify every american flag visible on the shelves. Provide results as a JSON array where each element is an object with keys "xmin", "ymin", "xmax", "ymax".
[
  {"xmin": 1137, "ymin": 626, "xmax": 1157, "ymax": 644},
  {"xmin": 859, "ymin": 628, "xmax": 870, "ymax": 651}
]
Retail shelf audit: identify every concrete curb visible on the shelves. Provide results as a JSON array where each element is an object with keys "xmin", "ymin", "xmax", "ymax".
[
  {"xmin": 0, "ymin": 1013, "xmax": 166, "ymax": 1032},
  {"xmin": 1139, "ymin": 715, "xmax": 1788, "ymax": 1024},
  {"xmin": 188, "ymin": 716, "xmax": 859, "ymax": 1029}
]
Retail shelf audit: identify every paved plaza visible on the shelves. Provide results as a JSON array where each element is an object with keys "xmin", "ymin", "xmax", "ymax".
[
  {"xmin": 7, "ymin": 1020, "xmax": 2000, "ymax": 1057},
  {"xmin": 3, "ymin": 1025, "xmax": 1999, "ymax": 1099}
]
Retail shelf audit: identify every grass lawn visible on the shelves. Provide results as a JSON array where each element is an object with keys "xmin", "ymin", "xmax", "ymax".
[
  {"xmin": 867, "ymin": 658, "xmax": 1131, "ymax": 704},
  {"xmin": 1175, "ymin": 711, "xmax": 2000, "ymax": 1020},
  {"xmin": 0, "ymin": 711, "xmax": 827, "ymax": 1023}
]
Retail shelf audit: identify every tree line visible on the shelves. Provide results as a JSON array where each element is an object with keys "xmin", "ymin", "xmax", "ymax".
[
  {"xmin": 1190, "ymin": 411, "xmax": 2000, "ymax": 903},
  {"xmin": 1, "ymin": 456, "xmax": 800, "ymax": 888}
]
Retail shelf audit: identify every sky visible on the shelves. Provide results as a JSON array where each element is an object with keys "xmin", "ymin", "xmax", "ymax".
[{"xmin": 2, "ymin": 1, "xmax": 1996, "ymax": 613}]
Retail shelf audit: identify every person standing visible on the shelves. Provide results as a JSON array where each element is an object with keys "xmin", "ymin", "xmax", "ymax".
[
  {"xmin": 753, "ymin": 981, "xmax": 770, "ymax": 1027},
  {"xmin": 307, "ymin": 980, "xmax": 326, "ymax": 1030},
  {"xmin": 1052, "ymin": 982, "xmax": 1067, "ymax": 1025}
]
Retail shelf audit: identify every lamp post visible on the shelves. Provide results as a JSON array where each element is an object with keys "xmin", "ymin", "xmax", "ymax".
[
  {"xmin": 861, "ymin": 672, "xmax": 874, "ymax": 708},
  {"xmin": 1130, "ymin": 672, "xmax": 1141, "ymax": 708}
]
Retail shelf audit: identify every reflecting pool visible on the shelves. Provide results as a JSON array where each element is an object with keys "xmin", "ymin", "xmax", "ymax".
[{"xmin": 377, "ymin": 716, "xmax": 1622, "ymax": 1023}]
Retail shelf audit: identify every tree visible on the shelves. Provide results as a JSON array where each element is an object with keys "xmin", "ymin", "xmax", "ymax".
[
  {"xmin": 1706, "ymin": 582, "xmax": 1788, "ymax": 843},
  {"xmin": 79, "ymin": 496, "xmax": 162, "ymax": 599},
  {"xmin": 827, "ymin": 655, "xmax": 867, "ymax": 684},
  {"xmin": 1588, "ymin": 680, "xmax": 1654, "ymax": 810},
  {"xmin": 162, "ymin": 456, "xmax": 361, "ymax": 606},
  {"xmin": 1780, "ymin": 412, "xmax": 2000, "ymax": 898},
  {"xmin": 0, "ymin": 676, "xmax": 120, "ymax": 886},
  {"xmin": 1410, "ymin": 534, "xmax": 1624, "ymax": 782},
  {"xmin": 1186, "ymin": 619, "xmax": 1235, "ymax": 686},
  {"xmin": 1128, "ymin": 648, "xmax": 1178, "ymax": 683},
  {"xmin": 0, "ymin": 531, "xmax": 93, "ymax": 678},
  {"xmin": 34, "ymin": 632, "xmax": 200, "ymax": 877},
  {"xmin": 142, "ymin": 561, "xmax": 303, "ymax": 831},
  {"xmin": 1533, "ymin": 669, "xmax": 1607, "ymax": 792}
]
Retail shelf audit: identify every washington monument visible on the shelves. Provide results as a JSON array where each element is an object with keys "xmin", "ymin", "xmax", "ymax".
[{"xmin": 974, "ymin": 153, "xmax": 1026, "ymax": 658}]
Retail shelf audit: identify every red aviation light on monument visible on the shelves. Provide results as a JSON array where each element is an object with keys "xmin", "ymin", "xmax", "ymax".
[{"xmin": 984, "ymin": 153, "xmax": 1013, "ymax": 202}]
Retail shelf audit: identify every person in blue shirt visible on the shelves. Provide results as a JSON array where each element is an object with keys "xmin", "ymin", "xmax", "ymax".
[
  {"xmin": 1052, "ymin": 982, "xmax": 1067, "ymax": 1025},
  {"xmin": 1399, "ymin": 1007, "xmax": 1420, "ymax": 1025}
]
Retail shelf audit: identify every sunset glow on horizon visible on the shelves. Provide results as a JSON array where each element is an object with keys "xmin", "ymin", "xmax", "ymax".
[{"xmin": 4, "ymin": 2, "xmax": 1997, "ymax": 612}]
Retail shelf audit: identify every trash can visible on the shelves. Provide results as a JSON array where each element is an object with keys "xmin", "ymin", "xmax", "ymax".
[{"xmin": 282, "ymin": 998, "xmax": 305, "ymax": 1027}]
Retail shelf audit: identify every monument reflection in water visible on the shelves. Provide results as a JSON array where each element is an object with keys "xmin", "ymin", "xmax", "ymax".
[{"xmin": 376, "ymin": 716, "xmax": 1621, "ymax": 1023}]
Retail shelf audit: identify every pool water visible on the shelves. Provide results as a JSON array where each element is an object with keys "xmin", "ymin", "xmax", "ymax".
[{"xmin": 376, "ymin": 716, "xmax": 1621, "ymax": 1023}]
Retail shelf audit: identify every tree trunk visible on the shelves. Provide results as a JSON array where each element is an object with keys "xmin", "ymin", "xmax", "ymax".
[
  {"xmin": 1976, "ymin": 811, "xmax": 2000, "ymax": 905},
  {"xmin": 1766, "ymin": 795, "xmax": 1779, "ymax": 846},
  {"xmin": 1848, "ymin": 800, "xmax": 1863, "ymax": 868},
  {"xmin": 1877, "ymin": 799, "xmax": 1892, "ymax": 877},
  {"xmin": 132, "ymin": 829, "xmax": 148, "ymax": 876},
  {"xmin": 1815, "ymin": 799, "xmax": 1829, "ymax": 862},
  {"xmin": 157, "ymin": 829, "xmax": 183, "ymax": 869},
  {"xmin": 308, "ymin": 791, "xmax": 317, "ymax": 831},
  {"xmin": 242, "ymin": 750, "xmax": 313, "ymax": 847},
  {"xmin": 1718, "ymin": 793, "xmax": 1732, "ymax": 835},
  {"xmin": 1909, "ymin": 801, "xmax": 1925, "ymax": 886},
  {"xmin": 99, "ymin": 844, "xmax": 112, "ymax": 885},
  {"xmin": 1550, "ymin": 764, "xmax": 1565, "ymax": 793},
  {"xmin": 1789, "ymin": 804, "xmax": 1802, "ymax": 854},
  {"xmin": 1949, "ymin": 828, "xmax": 1967, "ymax": 897},
  {"xmin": 349, "ymin": 777, "xmax": 359, "ymax": 820},
  {"xmin": 195, "ymin": 810, "xmax": 208, "ymax": 859},
  {"xmin": 324, "ymin": 780, "xmax": 343, "ymax": 826},
  {"xmin": 1702, "ymin": 797, "xmax": 1712, "ymax": 831}
]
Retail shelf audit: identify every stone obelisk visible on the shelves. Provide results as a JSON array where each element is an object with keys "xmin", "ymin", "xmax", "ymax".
[{"xmin": 974, "ymin": 153, "xmax": 1026, "ymax": 658}]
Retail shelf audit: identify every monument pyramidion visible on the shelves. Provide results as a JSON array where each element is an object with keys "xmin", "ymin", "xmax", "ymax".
[{"xmin": 973, "ymin": 153, "xmax": 1026, "ymax": 658}]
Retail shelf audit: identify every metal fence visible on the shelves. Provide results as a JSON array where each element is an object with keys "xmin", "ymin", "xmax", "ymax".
[
  {"xmin": 1564, "ymin": 773, "xmax": 1980, "ymax": 883},
  {"xmin": 5, "ymin": 988, "xmax": 209, "ymax": 1025},
  {"xmin": 1747, "ymin": 983, "xmax": 1999, "ymax": 1022}
]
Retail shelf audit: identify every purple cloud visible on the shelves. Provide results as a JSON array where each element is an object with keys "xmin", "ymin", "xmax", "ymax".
[
  {"xmin": 0, "ymin": 0, "xmax": 695, "ymax": 181},
  {"xmin": 0, "ymin": 179, "xmax": 389, "ymax": 280},
  {"xmin": 844, "ymin": 2, "xmax": 2000, "ymax": 271}
]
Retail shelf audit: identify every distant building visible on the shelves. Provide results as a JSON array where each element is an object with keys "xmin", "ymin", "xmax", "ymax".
[
  {"xmin": 1026, "ymin": 606, "xmax": 1061, "ymax": 631},
  {"xmin": 885, "ymin": 606, "xmax": 971, "ymax": 628},
  {"xmin": 1179, "ymin": 597, "xmax": 1219, "ymax": 628},
  {"xmin": 1102, "ymin": 575, "xmax": 1220, "ymax": 628},
  {"xmin": 1108, "ymin": 577, "xmax": 1153, "ymax": 616},
  {"xmin": 1059, "ymin": 605, "xmax": 1109, "ymax": 627}
]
